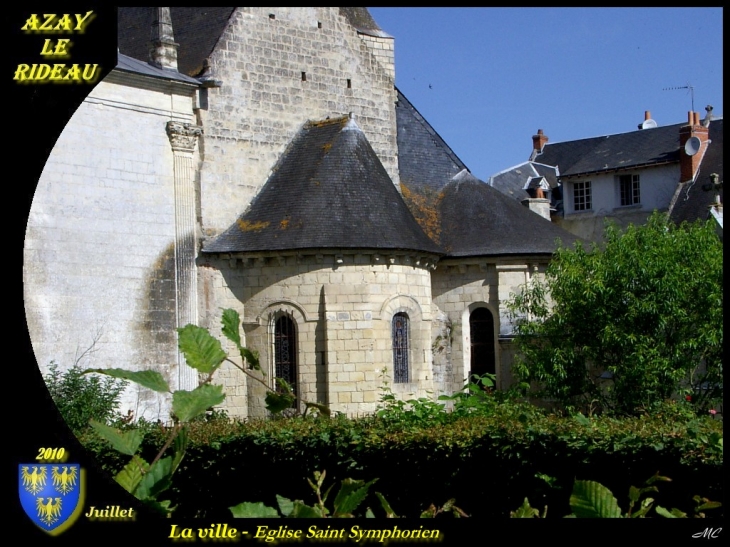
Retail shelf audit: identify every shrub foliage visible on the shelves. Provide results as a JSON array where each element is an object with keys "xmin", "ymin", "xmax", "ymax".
[
  {"xmin": 44, "ymin": 361, "xmax": 126, "ymax": 434},
  {"xmin": 508, "ymin": 213, "xmax": 723, "ymax": 415}
]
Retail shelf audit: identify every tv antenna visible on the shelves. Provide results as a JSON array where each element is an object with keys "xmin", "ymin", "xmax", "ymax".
[{"xmin": 663, "ymin": 83, "xmax": 695, "ymax": 113}]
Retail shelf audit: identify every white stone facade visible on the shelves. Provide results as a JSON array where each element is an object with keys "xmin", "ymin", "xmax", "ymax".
[{"xmin": 24, "ymin": 70, "xmax": 200, "ymax": 420}]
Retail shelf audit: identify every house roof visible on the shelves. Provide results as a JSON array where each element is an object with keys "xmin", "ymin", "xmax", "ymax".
[
  {"xmin": 438, "ymin": 170, "xmax": 582, "ymax": 258},
  {"xmin": 488, "ymin": 161, "xmax": 560, "ymax": 202},
  {"xmin": 669, "ymin": 118, "xmax": 724, "ymax": 226},
  {"xmin": 203, "ymin": 115, "xmax": 441, "ymax": 255},
  {"xmin": 534, "ymin": 123, "xmax": 683, "ymax": 178},
  {"xmin": 118, "ymin": 8, "xmax": 389, "ymax": 77},
  {"xmin": 114, "ymin": 52, "xmax": 201, "ymax": 85},
  {"xmin": 395, "ymin": 87, "xmax": 469, "ymax": 193}
]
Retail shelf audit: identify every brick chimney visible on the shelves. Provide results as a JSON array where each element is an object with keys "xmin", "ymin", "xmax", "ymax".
[
  {"xmin": 530, "ymin": 129, "xmax": 548, "ymax": 161},
  {"xmin": 149, "ymin": 7, "xmax": 179, "ymax": 70},
  {"xmin": 679, "ymin": 111, "xmax": 710, "ymax": 183}
]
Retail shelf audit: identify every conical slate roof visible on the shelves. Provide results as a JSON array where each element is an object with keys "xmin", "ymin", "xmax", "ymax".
[
  {"xmin": 438, "ymin": 170, "xmax": 582, "ymax": 257},
  {"xmin": 203, "ymin": 115, "xmax": 442, "ymax": 255}
]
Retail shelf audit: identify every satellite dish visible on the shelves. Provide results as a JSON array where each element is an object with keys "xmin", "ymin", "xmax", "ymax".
[
  {"xmin": 641, "ymin": 118, "xmax": 658, "ymax": 129},
  {"xmin": 685, "ymin": 136, "xmax": 702, "ymax": 156}
]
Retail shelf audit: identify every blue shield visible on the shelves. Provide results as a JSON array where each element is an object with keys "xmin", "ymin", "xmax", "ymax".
[{"xmin": 19, "ymin": 464, "xmax": 84, "ymax": 535}]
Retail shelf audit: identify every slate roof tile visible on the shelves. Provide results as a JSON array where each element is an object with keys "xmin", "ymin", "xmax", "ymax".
[
  {"xmin": 439, "ymin": 171, "xmax": 582, "ymax": 257},
  {"xmin": 203, "ymin": 115, "xmax": 441, "ymax": 255},
  {"xmin": 535, "ymin": 123, "xmax": 682, "ymax": 177}
]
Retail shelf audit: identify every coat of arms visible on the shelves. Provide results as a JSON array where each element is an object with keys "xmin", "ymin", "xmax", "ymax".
[{"xmin": 19, "ymin": 463, "xmax": 84, "ymax": 534}]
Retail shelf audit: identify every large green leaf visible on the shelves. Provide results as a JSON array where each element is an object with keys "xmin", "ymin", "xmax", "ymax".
[
  {"xmin": 290, "ymin": 500, "xmax": 326, "ymax": 518},
  {"xmin": 229, "ymin": 502, "xmax": 280, "ymax": 518},
  {"xmin": 114, "ymin": 455, "xmax": 149, "ymax": 494},
  {"xmin": 265, "ymin": 391, "xmax": 296, "ymax": 414},
  {"xmin": 570, "ymin": 480, "xmax": 622, "ymax": 518},
  {"xmin": 83, "ymin": 368, "xmax": 169, "ymax": 393},
  {"xmin": 221, "ymin": 308, "xmax": 242, "ymax": 347},
  {"xmin": 333, "ymin": 478, "xmax": 377, "ymax": 516},
  {"xmin": 134, "ymin": 457, "xmax": 173, "ymax": 500},
  {"xmin": 172, "ymin": 384, "xmax": 225, "ymax": 422},
  {"xmin": 276, "ymin": 495, "xmax": 294, "ymax": 517},
  {"xmin": 177, "ymin": 324, "xmax": 226, "ymax": 373},
  {"xmin": 89, "ymin": 420, "xmax": 144, "ymax": 456}
]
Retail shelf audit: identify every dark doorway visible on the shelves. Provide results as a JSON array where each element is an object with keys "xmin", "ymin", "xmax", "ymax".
[{"xmin": 469, "ymin": 307, "xmax": 495, "ymax": 379}]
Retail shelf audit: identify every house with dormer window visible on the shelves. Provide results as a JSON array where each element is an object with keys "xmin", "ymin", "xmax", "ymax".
[{"xmin": 490, "ymin": 110, "xmax": 723, "ymax": 242}]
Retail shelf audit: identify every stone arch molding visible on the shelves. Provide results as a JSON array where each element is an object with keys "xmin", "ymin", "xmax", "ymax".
[
  {"xmin": 255, "ymin": 299, "xmax": 310, "ymax": 325},
  {"xmin": 378, "ymin": 294, "xmax": 423, "ymax": 322}
]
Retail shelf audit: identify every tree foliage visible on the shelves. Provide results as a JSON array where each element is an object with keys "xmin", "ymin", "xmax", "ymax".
[{"xmin": 508, "ymin": 212, "xmax": 723, "ymax": 415}]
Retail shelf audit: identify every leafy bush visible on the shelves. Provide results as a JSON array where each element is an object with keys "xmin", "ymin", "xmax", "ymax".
[
  {"xmin": 508, "ymin": 212, "xmax": 723, "ymax": 416},
  {"xmin": 80, "ymin": 398, "xmax": 722, "ymax": 519},
  {"xmin": 44, "ymin": 361, "xmax": 126, "ymax": 434}
]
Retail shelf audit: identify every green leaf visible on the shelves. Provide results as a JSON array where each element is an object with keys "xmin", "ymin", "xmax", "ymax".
[
  {"xmin": 655, "ymin": 505, "xmax": 678, "ymax": 518},
  {"xmin": 290, "ymin": 500, "xmax": 326, "ymax": 518},
  {"xmin": 333, "ymin": 478, "xmax": 377, "ymax": 516},
  {"xmin": 265, "ymin": 391, "xmax": 296, "ymax": 414},
  {"xmin": 177, "ymin": 324, "xmax": 227, "ymax": 373},
  {"xmin": 229, "ymin": 502, "xmax": 280, "ymax": 518},
  {"xmin": 171, "ymin": 425, "xmax": 188, "ymax": 474},
  {"xmin": 172, "ymin": 384, "xmax": 225, "ymax": 422},
  {"xmin": 696, "ymin": 501, "xmax": 722, "ymax": 511},
  {"xmin": 240, "ymin": 347, "xmax": 260, "ymax": 371},
  {"xmin": 83, "ymin": 368, "xmax": 169, "ymax": 393},
  {"xmin": 570, "ymin": 480, "xmax": 622, "ymax": 518},
  {"xmin": 134, "ymin": 457, "xmax": 173, "ymax": 500},
  {"xmin": 142, "ymin": 498, "xmax": 175, "ymax": 517},
  {"xmin": 511, "ymin": 498, "xmax": 540, "ymax": 518},
  {"xmin": 276, "ymin": 495, "xmax": 294, "ymax": 517},
  {"xmin": 89, "ymin": 420, "xmax": 144, "ymax": 456},
  {"xmin": 114, "ymin": 455, "xmax": 149, "ymax": 494},
  {"xmin": 645, "ymin": 472, "xmax": 672, "ymax": 485},
  {"xmin": 374, "ymin": 492, "xmax": 398, "ymax": 518},
  {"xmin": 221, "ymin": 308, "xmax": 242, "ymax": 347},
  {"xmin": 304, "ymin": 401, "xmax": 331, "ymax": 417}
]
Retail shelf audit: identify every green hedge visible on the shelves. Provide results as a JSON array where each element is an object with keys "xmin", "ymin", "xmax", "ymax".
[{"xmin": 79, "ymin": 402, "xmax": 723, "ymax": 519}]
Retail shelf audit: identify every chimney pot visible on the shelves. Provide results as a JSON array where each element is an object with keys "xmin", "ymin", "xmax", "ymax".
[
  {"xmin": 645, "ymin": 110, "xmax": 651, "ymax": 120},
  {"xmin": 532, "ymin": 129, "xmax": 549, "ymax": 153}
]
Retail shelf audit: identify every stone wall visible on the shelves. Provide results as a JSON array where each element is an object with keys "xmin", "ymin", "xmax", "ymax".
[
  {"xmin": 198, "ymin": 250, "xmax": 436, "ymax": 418},
  {"xmin": 24, "ymin": 73, "xmax": 198, "ymax": 420},
  {"xmin": 431, "ymin": 259, "xmax": 548, "ymax": 392},
  {"xmin": 197, "ymin": 7, "xmax": 399, "ymax": 238}
]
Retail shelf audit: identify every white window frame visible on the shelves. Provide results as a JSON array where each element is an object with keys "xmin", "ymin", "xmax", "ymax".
[
  {"xmin": 618, "ymin": 174, "xmax": 641, "ymax": 206},
  {"xmin": 573, "ymin": 180, "xmax": 592, "ymax": 211}
]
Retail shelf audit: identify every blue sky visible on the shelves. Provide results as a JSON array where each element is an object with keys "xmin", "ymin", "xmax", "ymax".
[{"xmin": 368, "ymin": 7, "xmax": 724, "ymax": 183}]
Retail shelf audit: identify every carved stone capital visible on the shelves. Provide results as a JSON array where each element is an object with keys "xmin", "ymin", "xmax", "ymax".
[{"xmin": 166, "ymin": 121, "xmax": 203, "ymax": 152}]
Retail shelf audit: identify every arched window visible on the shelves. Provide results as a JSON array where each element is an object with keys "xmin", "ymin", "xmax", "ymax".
[
  {"xmin": 469, "ymin": 307, "xmax": 495, "ymax": 379},
  {"xmin": 392, "ymin": 312, "xmax": 409, "ymax": 383},
  {"xmin": 274, "ymin": 315, "xmax": 297, "ymax": 398}
]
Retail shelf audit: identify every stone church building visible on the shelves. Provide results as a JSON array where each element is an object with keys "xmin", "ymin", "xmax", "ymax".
[{"xmin": 24, "ymin": 8, "xmax": 579, "ymax": 420}]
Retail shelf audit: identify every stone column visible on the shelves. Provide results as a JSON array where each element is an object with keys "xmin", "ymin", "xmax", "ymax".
[{"xmin": 166, "ymin": 121, "xmax": 203, "ymax": 391}]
